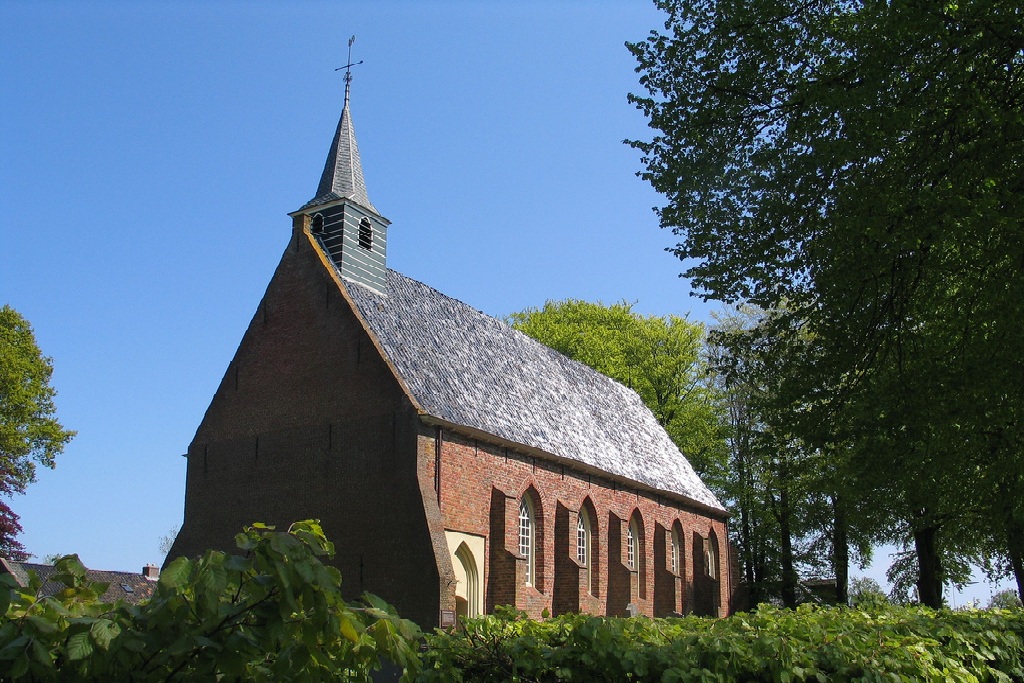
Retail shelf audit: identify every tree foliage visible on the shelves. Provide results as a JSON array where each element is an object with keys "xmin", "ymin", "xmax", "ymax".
[
  {"xmin": 709, "ymin": 307, "xmax": 877, "ymax": 607},
  {"xmin": 848, "ymin": 577, "xmax": 889, "ymax": 610},
  {"xmin": 0, "ymin": 305, "xmax": 75, "ymax": 560},
  {"xmin": 509, "ymin": 299, "xmax": 728, "ymax": 486},
  {"xmin": 988, "ymin": 589, "xmax": 1022, "ymax": 611},
  {"xmin": 0, "ymin": 520, "xmax": 421, "ymax": 682},
  {"xmin": 629, "ymin": 0, "xmax": 1024, "ymax": 605}
]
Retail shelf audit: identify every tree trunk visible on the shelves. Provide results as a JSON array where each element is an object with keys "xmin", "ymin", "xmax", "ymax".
[
  {"xmin": 740, "ymin": 502, "xmax": 755, "ymax": 587},
  {"xmin": 740, "ymin": 476, "xmax": 762, "ymax": 605},
  {"xmin": 778, "ymin": 483, "xmax": 797, "ymax": 609},
  {"xmin": 737, "ymin": 433, "xmax": 755, "ymax": 590},
  {"xmin": 1005, "ymin": 516, "xmax": 1024, "ymax": 603},
  {"xmin": 913, "ymin": 523, "xmax": 943, "ymax": 608},
  {"xmin": 832, "ymin": 494, "xmax": 849, "ymax": 605},
  {"xmin": 731, "ymin": 394, "xmax": 762, "ymax": 606},
  {"xmin": 996, "ymin": 476, "xmax": 1024, "ymax": 604}
]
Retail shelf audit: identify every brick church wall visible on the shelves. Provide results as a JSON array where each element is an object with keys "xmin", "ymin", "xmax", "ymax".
[
  {"xmin": 169, "ymin": 226, "xmax": 731, "ymax": 628},
  {"xmin": 424, "ymin": 427, "xmax": 731, "ymax": 619},
  {"xmin": 167, "ymin": 230, "xmax": 443, "ymax": 627}
]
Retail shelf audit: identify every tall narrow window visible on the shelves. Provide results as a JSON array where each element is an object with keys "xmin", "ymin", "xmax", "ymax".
[
  {"xmin": 627, "ymin": 520, "xmax": 638, "ymax": 570},
  {"xmin": 705, "ymin": 541, "xmax": 717, "ymax": 580},
  {"xmin": 577, "ymin": 509, "xmax": 591, "ymax": 591},
  {"xmin": 519, "ymin": 498, "xmax": 535, "ymax": 585},
  {"xmin": 576, "ymin": 512, "xmax": 589, "ymax": 564},
  {"xmin": 671, "ymin": 527, "xmax": 681, "ymax": 575},
  {"xmin": 358, "ymin": 217, "xmax": 372, "ymax": 250}
]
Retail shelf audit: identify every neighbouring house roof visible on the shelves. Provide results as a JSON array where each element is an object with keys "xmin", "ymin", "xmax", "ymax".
[
  {"xmin": 343, "ymin": 268, "xmax": 725, "ymax": 512},
  {"xmin": 0, "ymin": 558, "xmax": 156, "ymax": 604}
]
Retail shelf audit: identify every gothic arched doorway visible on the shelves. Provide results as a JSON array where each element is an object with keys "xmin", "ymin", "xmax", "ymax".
[{"xmin": 454, "ymin": 542, "xmax": 481, "ymax": 618}]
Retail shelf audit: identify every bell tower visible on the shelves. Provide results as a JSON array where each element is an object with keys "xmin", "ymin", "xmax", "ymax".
[{"xmin": 290, "ymin": 38, "xmax": 390, "ymax": 294}]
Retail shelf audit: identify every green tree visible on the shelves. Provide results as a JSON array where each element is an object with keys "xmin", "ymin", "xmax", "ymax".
[
  {"xmin": 0, "ymin": 520, "xmax": 421, "ymax": 681},
  {"xmin": 0, "ymin": 305, "xmax": 75, "ymax": 560},
  {"xmin": 987, "ymin": 589, "xmax": 1022, "ymax": 610},
  {"xmin": 509, "ymin": 299, "xmax": 728, "ymax": 486},
  {"xmin": 848, "ymin": 577, "xmax": 889, "ymax": 609},
  {"xmin": 710, "ymin": 307, "xmax": 876, "ymax": 607},
  {"xmin": 629, "ymin": 0, "xmax": 1024, "ymax": 606},
  {"xmin": 708, "ymin": 307, "xmax": 795, "ymax": 606}
]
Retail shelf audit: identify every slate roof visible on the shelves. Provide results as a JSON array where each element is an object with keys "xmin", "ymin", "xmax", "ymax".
[
  {"xmin": 301, "ymin": 85, "xmax": 377, "ymax": 213},
  {"xmin": 343, "ymin": 270, "xmax": 725, "ymax": 512},
  {"xmin": 1, "ymin": 559, "xmax": 156, "ymax": 604}
]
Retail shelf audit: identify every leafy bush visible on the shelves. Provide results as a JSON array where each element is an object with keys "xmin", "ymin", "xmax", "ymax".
[
  {"xmin": 988, "ymin": 589, "xmax": 1022, "ymax": 611},
  {"xmin": 0, "ymin": 520, "xmax": 421, "ymax": 681},
  {"xmin": 848, "ymin": 576, "xmax": 889, "ymax": 609},
  {"xmin": 418, "ymin": 604, "xmax": 1024, "ymax": 682}
]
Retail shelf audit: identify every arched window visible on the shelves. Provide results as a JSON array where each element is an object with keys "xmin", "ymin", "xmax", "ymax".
[
  {"xmin": 358, "ymin": 217, "xmax": 372, "ymax": 249},
  {"xmin": 577, "ymin": 508, "xmax": 591, "ymax": 591},
  {"xmin": 627, "ymin": 518, "xmax": 639, "ymax": 570},
  {"xmin": 671, "ymin": 526, "xmax": 682, "ymax": 576},
  {"xmin": 310, "ymin": 213, "xmax": 325, "ymax": 234},
  {"xmin": 705, "ymin": 539, "xmax": 718, "ymax": 580},
  {"xmin": 519, "ymin": 497, "xmax": 535, "ymax": 585},
  {"xmin": 576, "ymin": 510, "xmax": 590, "ymax": 564}
]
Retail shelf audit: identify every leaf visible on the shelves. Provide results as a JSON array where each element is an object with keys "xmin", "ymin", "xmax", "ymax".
[
  {"xmin": 339, "ymin": 617, "xmax": 359, "ymax": 643},
  {"xmin": 0, "ymin": 635, "xmax": 29, "ymax": 660},
  {"xmin": 158, "ymin": 556, "xmax": 193, "ymax": 589},
  {"xmin": 29, "ymin": 637, "xmax": 50, "ymax": 666},
  {"xmin": 24, "ymin": 615, "xmax": 58, "ymax": 635},
  {"xmin": 224, "ymin": 554, "xmax": 251, "ymax": 573},
  {"xmin": 89, "ymin": 620, "xmax": 120, "ymax": 650},
  {"xmin": 65, "ymin": 631, "xmax": 94, "ymax": 661},
  {"xmin": 10, "ymin": 652, "xmax": 28, "ymax": 679}
]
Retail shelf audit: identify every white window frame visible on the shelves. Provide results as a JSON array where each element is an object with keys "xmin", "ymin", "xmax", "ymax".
[
  {"xmin": 627, "ymin": 519, "xmax": 638, "ymax": 570},
  {"xmin": 519, "ymin": 497, "xmax": 535, "ymax": 585},
  {"xmin": 577, "ymin": 509, "xmax": 592, "ymax": 591},
  {"xmin": 576, "ymin": 513, "xmax": 589, "ymax": 564},
  {"xmin": 671, "ymin": 527, "xmax": 681, "ymax": 576}
]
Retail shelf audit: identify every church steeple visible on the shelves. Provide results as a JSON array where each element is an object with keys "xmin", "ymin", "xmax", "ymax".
[
  {"xmin": 303, "ymin": 38, "xmax": 377, "ymax": 213},
  {"xmin": 291, "ymin": 38, "xmax": 391, "ymax": 296},
  {"xmin": 308, "ymin": 71, "xmax": 377, "ymax": 213}
]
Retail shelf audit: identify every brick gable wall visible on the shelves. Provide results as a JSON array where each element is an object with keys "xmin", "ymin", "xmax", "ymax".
[{"xmin": 168, "ymin": 229, "xmax": 442, "ymax": 626}]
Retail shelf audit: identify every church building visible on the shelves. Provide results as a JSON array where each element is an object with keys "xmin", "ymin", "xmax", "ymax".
[{"xmin": 167, "ymin": 72, "xmax": 732, "ymax": 628}]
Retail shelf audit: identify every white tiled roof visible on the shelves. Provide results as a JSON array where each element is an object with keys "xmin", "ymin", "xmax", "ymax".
[{"xmin": 344, "ymin": 270, "xmax": 724, "ymax": 511}]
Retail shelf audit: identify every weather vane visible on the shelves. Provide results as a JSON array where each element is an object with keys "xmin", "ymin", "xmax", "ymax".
[{"xmin": 334, "ymin": 35, "xmax": 363, "ymax": 90}]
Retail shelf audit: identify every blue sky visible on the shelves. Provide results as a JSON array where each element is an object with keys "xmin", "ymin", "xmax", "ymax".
[{"xmin": 1, "ymin": 1, "xmax": 1012, "ymax": 605}]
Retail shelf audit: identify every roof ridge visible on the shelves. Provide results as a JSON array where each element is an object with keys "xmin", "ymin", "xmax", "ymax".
[
  {"xmin": 6, "ymin": 559, "xmax": 148, "ymax": 577},
  {"xmin": 379, "ymin": 269, "xmax": 492, "ymax": 315}
]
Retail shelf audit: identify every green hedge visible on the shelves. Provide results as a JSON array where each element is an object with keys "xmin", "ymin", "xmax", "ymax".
[
  {"xmin": 5, "ymin": 522, "xmax": 1021, "ymax": 683},
  {"xmin": 0, "ymin": 521, "xmax": 421, "ymax": 682},
  {"xmin": 418, "ymin": 604, "xmax": 1024, "ymax": 682}
]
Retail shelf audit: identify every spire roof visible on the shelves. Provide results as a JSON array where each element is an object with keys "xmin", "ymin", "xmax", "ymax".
[{"xmin": 302, "ymin": 77, "xmax": 377, "ymax": 213}]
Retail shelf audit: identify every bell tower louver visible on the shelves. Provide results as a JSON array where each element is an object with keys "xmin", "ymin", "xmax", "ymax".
[{"xmin": 290, "ymin": 46, "xmax": 390, "ymax": 295}]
